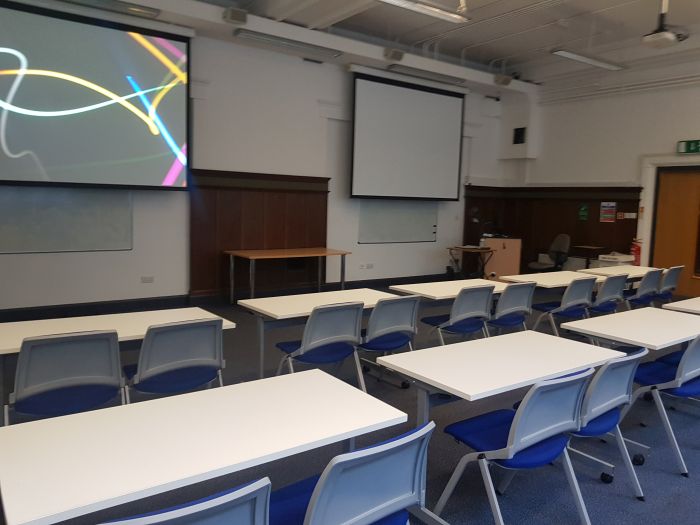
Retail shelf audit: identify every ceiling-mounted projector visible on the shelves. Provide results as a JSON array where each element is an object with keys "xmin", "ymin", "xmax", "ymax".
[{"xmin": 642, "ymin": 0, "xmax": 688, "ymax": 48}]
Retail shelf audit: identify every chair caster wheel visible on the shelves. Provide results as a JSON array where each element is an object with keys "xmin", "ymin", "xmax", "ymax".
[
  {"xmin": 643, "ymin": 392, "xmax": 653, "ymax": 402},
  {"xmin": 637, "ymin": 496, "xmax": 645, "ymax": 502},
  {"xmin": 632, "ymin": 454, "xmax": 645, "ymax": 466},
  {"xmin": 400, "ymin": 381, "xmax": 410, "ymax": 389},
  {"xmin": 600, "ymin": 473, "xmax": 614, "ymax": 484},
  {"xmin": 362, "ymin": 366, "xmax": 370, "ymax": 373},
  {"xmin": 639, "ymin": 422, "xmax": 648, "ymax": 428},
  {"xmin": 681, "ymin": 472, "xmax": 689, "ymax": 478}
]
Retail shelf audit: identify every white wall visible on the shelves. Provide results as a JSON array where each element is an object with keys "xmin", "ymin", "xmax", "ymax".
[
  {"xmin": 0, "ymin": 190, "xmax": 189, "ymax": 309},
  {"xmin": 192, "ymin": 37, "xmax": 507, "ymax": 282}
]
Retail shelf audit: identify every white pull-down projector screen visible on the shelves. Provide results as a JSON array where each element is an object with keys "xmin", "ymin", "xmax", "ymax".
[{"xmin": 351, "ymin": 73, "xmax": 464, "ymax": 200}]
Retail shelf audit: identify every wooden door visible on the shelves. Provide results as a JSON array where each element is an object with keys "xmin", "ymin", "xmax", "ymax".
[{"xmin": 652, "ymin": 169, "xmax": 700, "ymax": 297}]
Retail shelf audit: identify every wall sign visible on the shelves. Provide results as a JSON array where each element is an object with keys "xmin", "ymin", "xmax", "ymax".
[
  {"xmin": 600, "ymin": 201, "xmax": 617, "ymax": 223},
  {"xmin": 578, "ymin": 204, "xmax": 589, "ymax": 221},
  {"xmin": 677, "ymin": 140, "xmax": 700, "ymax": 154}
]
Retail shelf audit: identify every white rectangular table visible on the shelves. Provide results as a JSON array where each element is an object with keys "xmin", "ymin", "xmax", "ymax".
[
  {"xmin": 0, "ymin": 308, "xmax": 235, "ymax": 404},
  {"xmin": 390, "ymin": 278, "xmax": 508, "ymax": 301},
  {"xmin": 378, "ymin": 331, "xmax": 623, "ymax": 424},
  {"xmin": 0, "ymin": 308, "xmax": 235, "ymax": 356},
  {"xmin": 500, "ymin": 271, "xmax": 603, "ymax": 289},
  {"xmin": 0, "ymin": 370, "xmax": 406, "ymax": 525},
  {"xmin": 663, "ymin": 297, "xmax": 700, "ymax": 315},
  {"xmin": 577, "ymin": 265, "xmax": 659, "ymax": 280},
  {"xmin": 238, "ymin": 288, "xmax": 398, "ymax": 378},
  {"xmin": 561, "ymin": 308, "xmax": 700, "ymax": 350}
]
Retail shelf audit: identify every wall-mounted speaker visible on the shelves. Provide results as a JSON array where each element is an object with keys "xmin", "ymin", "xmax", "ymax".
[
  {"xmin": 513, "ymin": 127, "xmax": 526, "ymax": 145},
  {"xmin": 223, "ymin": 7, "xmax": 247, "ymax": 25},
  {"xmin": 383, "ymin": 48, "xmax": 404, "ymax": 62}
]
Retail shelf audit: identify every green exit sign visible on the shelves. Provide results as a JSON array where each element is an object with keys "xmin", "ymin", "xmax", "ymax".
[{"xmin": 677, "ymin": 140, "xmax": 700, "ymax": 154}]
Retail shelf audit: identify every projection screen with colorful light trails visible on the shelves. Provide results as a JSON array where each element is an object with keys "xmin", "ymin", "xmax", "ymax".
[{"xmin": 0, "ymin": 5, "xmax": 188, "ymax": 188}]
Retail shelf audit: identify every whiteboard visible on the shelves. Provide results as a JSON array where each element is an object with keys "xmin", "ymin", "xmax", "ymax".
[
  {"xmin": 0, "ymin": 186, "xmax": 132, "ymax": 253},
  {"xmin": 358, "ymin": 199, "xmax": 437, "ymax": 244}
]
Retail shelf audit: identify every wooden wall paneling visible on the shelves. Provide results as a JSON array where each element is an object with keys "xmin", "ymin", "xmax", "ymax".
[
  {"xmin": 189, "ymin": 188, "xmax": 219, "ymax": 296},
  {"xmin": 189, "ymin": 170, "xmax": 330, "ymax": 298}
]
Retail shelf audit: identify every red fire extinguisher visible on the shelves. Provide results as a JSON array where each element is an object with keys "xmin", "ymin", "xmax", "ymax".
[{"xmin": 630, "ymin": 239, "xmax": 641, "ymax": 266}]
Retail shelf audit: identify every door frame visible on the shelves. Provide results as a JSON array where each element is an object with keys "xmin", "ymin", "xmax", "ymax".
[
  {"xmin": 638, "ymin": 154, "xmax": 700, "ymax": 266},
  {"xmin": 650, "ymin": 165, "xmax": 700, "ymax": 266}
]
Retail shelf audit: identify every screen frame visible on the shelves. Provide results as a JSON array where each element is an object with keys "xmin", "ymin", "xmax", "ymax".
[
  {"xmin": 0, "ymin": 0, "xmax": 191, "ymax": 191},
  {"xmin": 350, "ymin": 72, "xmax": 464, "ymax": 201}
]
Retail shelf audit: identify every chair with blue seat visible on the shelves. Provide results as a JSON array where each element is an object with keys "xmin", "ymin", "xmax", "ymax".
[
  {"xmin": 588, "ymin": 273, "xmax": 628, "ymax": 316},
  {"xmin": 100, "ymin": 477, "xmax": 271, "ymax": 524},
  {"xmin": 421, "ymin": 285, "xmax": 494, "ymax": 345},
  {"xmin": 630, "ymin": 335, "xmax": 700, "ymax": 477},
  {"xmin": 568, "ymin": 349, "xmax": 648, "ymax": 500},
  {"xmin": 624, "ymin": 268, "xmax": 663, "ymax": 309},
  {"xmin": 654, "ymin": 265, "xmax": 684, "ymax": 304},
  {"xmin": 532, "ymin": 277, "xmax": 597, "ymax": 336},
  {"xmin": 434, "ymin": 368, "xmax": 595, "ymax": 525},
  {"xmin": 125, "ymin": 319, "xmax": 224, "ymax": 400},
  {"xmin": 276, "ymin": 302, "xmax": 365, "ymax": 392},
  {"xmin": 4, "ymin": 330, "xmax": 125, "ymax": 425},
  {"xmin": 487, "ymin": 282, "xmax": 536, "ymax": 333},
  {"xmin": 269, "ymin": 421, "xmax": 448, "ymax": 525}
]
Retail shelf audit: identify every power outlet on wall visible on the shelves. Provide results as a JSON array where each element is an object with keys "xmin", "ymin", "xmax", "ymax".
[{"xmin": 140, "ymin": 276, "xmax": 155, "ymax": 284}]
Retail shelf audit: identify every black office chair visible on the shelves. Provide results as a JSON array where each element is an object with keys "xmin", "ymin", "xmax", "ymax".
[{"xmin": 528, "ymin": 233, "xmax": 570, "ymax": 272}]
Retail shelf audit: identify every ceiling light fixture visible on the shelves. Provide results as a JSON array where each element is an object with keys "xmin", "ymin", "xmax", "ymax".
[
  {"xmin": 377, "ymin": 0, "xmax": 468, "ymax": 24},
  {"xmin": 551, "ymin": 49, "xmax": 625, "ymax": 71},
  {"xmin": 387, "ymin": 64, "xmax": 465, "ymax": 84},
  {"xmin": 233, "ymin": 29, "xmax": 343, "ymax": 59}
]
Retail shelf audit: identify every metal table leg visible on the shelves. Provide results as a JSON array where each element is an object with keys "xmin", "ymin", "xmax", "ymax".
[
  {"xmin": 340, "ymin": 254, "xmax": 346, "ymax": 290},
  {"xmin": 416, "ymin": 385, "xmax": 430, "ymax": 425},
  {"xmin": 257, "ymin": 315, "xmax": 265, "ymax": 379},
  {"xmin": 229, "ymin": 254, "xmax": 235, "ymax": 304},
  {"xmin": 249, "ymin": 259, "xmax": 256, "ymax": 299},
  {"xmin": 317, "ymin": 256, "xmax": 322, "ymax": 292}
]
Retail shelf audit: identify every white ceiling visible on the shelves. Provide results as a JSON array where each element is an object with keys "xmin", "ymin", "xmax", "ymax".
[{"xmin": 199, "ymin": 0, "xmax": 700, "ymax": 82}]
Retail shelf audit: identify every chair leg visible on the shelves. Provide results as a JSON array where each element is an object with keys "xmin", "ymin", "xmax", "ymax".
[
  {"xmin": 482, "ymin": 324, "xmax": 490, "ymax": 338},
  {"xmin": 353, "ymin": 351, "xmax": 367, "ymax": 393},
  {"xmin": 217, "ymin": 369, "xmax": 224, "ymax": 387},
  {"xmin": 3, "ymin": 404, "xmax": 9, "ymax": 426},
  {"xmin": 613, "ymin": 425, "xmax": 645, "ymax": 500},
  {"xmin": 521, "ymin": 321, "xmax": 528, "ymax": 332},
  {"xmin": 276, "ymin": 357, "xmax": 287, "ymax": 376},
  {"xmin": 437, "ymin": 328, "xmax": 446, "ymax": 346},
  {"xmin": 479, "ymin": 458, "xmax": 505, "ymax": 525},
  {"xmin": 287, "ymin": 359, "xmax": 295, "ymax": 374},
  {"xmin": 651, "ymin": 389, "xmax": 688, "ymax": 475},
  {"xmin": 548, "ymin": 314, "xmax": 560, "ymax": 337},
  {"xmin": 562, "ymin": 448, "xmax": 591, "ymax": 525},
  {"xmin": 434, "ymin": 453, "xmax": 475, "ymax": 515},
  {"xmin": 408, "ymin": 341, "xmax": 414, "ymax": 351},
  {"xmin": 532, "ymin": 312, "xmax": 546, "ymax": 331},
  {"xmin": 496, "ymin": 469, "xmax": 517, "ymax": 495},
  {"xmin": 124, "ymin": 385, "xmax": 131, "ymax": 405}
]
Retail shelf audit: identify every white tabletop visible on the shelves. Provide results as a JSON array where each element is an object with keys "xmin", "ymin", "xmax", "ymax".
[
  {"xmin": 237, "ymin": 288, "xmax": 398, "ymax": 320},
  {"xmin": 561, "ymin": 307, "xmax": 700, "ymax": 350},
  {"xmin": 578, "ymin": 265, "xmax": 659, "ymax": 279},
  {"xmin": 377, "ymin": 331, "xmax": 622, "ymax": 401},
  {"xmin": 663, "ymin": 297, "xmax": 700, "ymax": 315},
  {"xmin": 390, "ymin": 279, "xmax": 508, "ymax": 301},
  {"xmin": 0, "ymin": 370, "xmax": 406, "ymax": 525},
  {"xmin": 0, "ymin": 308, "xmax": 235, "ymax": 357},
  {"xmin": 500, "ymin": 271, "xmax": 603, "ymax": 288}
]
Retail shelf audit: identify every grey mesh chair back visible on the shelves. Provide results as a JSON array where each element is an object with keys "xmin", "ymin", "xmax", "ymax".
[
  {"xmin": 135, "ymin": 319, "xmax": 223, "ymax": 384},
  {"xmin": 493, "ymin": 282, "xmax": 536, "ymax": 320},
  {"xmin": 676, "ymin": 336, "xmax": 700, "ymax": 385},
  {"xmin": 659, "ymin": 265, "xmax": 684, "ymax": 295},
  {"xmin": 507, "ymin": 368, "xmax": 593, "ymax": 456},
  {"xmin": 548, "ymin": 233, "xmax": 571, "ymax": 266},
  {"xmin": 101, "ymin": 477, "xmax": 271, "ymax": 524},
  {"xmin": 300, "ymin": 302, "xmax": 363, "ymax": 354},
  {"xmin": 631, "ymin": 269, "xmax": 663, "ymax": 299},
  {"xmin": 580, "ymin": 349, "xmax": 648, "ymax": 426},
  {"xmin": 449, "ymin": 285, "xmax": 494, "ymax": 325},
  {"xmin": 13, "ymin": 330, "xmax": 122, "ymax": 404},
  {"xmin": 593, "ymin": 274, "xmax": 628, "ymax": 306},
  {"xmin": 304, "ymin": 422, "xmax": 435, "ymax": 525},
  {"xmin": 365, "ymin": 295, "xmax": 420, "ymax": 342},
  {"xmin": 558, "ymin": 277, "xmax": 596, "ymax": 311}
]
